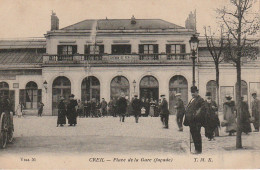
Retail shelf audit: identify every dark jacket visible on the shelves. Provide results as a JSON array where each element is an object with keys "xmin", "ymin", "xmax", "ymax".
[
  {"xmin": 67, "ymin": 99, "xmax": 78, "ymax": 124},
  {"xmin": 201, "ymin": 100, "xmax": 219, "ymax": 128},
  {"xmin": 184, "ymin": 95, "xmax": 204, "ymax": 126},
  {"xmin": 132, "ymin": 98, "xmax": 142, "ymax": 116},
  {"xmin": 117, "ymin": 97, "xmax": 127, "ymax": 114},
  {"xmin": 175, "ymin": 98, "xmax": 185, "ymax": 117},
  {"xmin": 57, "ymin": 101, "xmax": 66, "ymax": 124},
  {"xmin": 160, "ymin": 99, "xmax": 169, "ymax": 115}
]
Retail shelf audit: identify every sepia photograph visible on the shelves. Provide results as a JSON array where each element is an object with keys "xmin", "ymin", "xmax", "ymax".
[{"xmin": 0, "ymin": 0, "xmax": 260, "ymax": 169}]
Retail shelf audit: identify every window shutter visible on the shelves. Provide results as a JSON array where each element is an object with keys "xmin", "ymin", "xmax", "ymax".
[
  {"xmin": 153, "ymin": 44, "xmax": 158, "ymax": 53},
  {"xmin": 139, "ymin": 44, "xmax": 144, "ymax": 54},
  {"xmin": 57, "ymin": 45, "xmax": 63, "ymax": 55},
  {"xmin": 166, "ymin": 44, "xmax": 171, "ymax": 53},
  {"xmin": 38, "ymin": 90, "xmax": 42, "ymax": 102},
  {"xmin": 99, "ymin": 45, "xmax": 104, "ymax": 54},
  {"xmin": 181, "ymin": 45, "xmax": 186, "ymax": 53},
  {"xmin": 72, "ymin": 45, "xmax": 77, "ymax": 54}
]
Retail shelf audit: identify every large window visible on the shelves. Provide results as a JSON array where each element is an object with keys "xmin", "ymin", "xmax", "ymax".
[
  {"xmin": 166, "ymin": 44, "xmax": 186, "ymax": 54},
  {"xmin": 139, "ymin": 44, "xmax": 158, "ymax": 54},
  {"xmin": 206, "ymin": 80, "xmax": 217, "ymax": 102},
  {"xmin": 110, "ymin": 76, "xmax": 130, "ymax": 99},
  {"xmin": 57, "ymin": 45, "xmax": 77, "ymax": 55},
  {"xmin": 85, "ymin": 45, "xmax": 104, "ymax": 54},
  {"xmin": 81, "ymin": 76, "xmax": 100, "ymax": 103},
  {"xmin": 20, "ymin": 81, "xmax": 41, "ymax": 109},
  {"xmin": 111, "ymin": 45, "xmax": 131, "ymax": 54}
]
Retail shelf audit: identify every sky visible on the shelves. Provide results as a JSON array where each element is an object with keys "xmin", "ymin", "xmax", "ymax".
[{"xmin": 0, "ymin": 0, "xmax": 259, "ymax": 39}]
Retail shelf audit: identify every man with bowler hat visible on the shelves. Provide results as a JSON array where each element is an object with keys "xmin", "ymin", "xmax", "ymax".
[
  {"xmin": 132, "ymin": 94, "xmax": 142, "ymax": 123},
  {"xmin": 184, "ymin": 86, "xmax": 204, "ymax": 154},
  {"xmin": 160, "ymin": 94, "xmax": 170, "ymax": 129}
]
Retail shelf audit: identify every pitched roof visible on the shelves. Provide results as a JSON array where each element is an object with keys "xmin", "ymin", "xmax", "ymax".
[
  {"xmin": 0, "ymin": 39, "xmax": 46, "ymax": 49},
  {"xmin": 61, "ymin": 19, "xmax": 184, "ymax": 30},
  {"xmin": 0, "ymin": 50, "xmax": 43, "ymax": 65}
]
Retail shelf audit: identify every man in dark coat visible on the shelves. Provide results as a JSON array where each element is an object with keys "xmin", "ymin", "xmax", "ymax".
[
  {"xmin": 100, "ymin": 98, "xmax": 108, "ymax": 117},
  {"xmin": 241, "ymin": 96, "xmax": 251, "ymax": 134},
  {"xmin": 184, "ymin": 86, "xmax": 204, "ymax": 154},
  {"xmin": 160, "ymin": 94, "xmax": 170, "ymax": 129},
  {"xmin": 252, "ymin": 93, "xmax": 260, "ymax": 132},
  {"xmin": 132, "ymin": 95, "xmax": 142, "ymax": 123},
  {"xmin": 57, "ymin": 97, "xmax": 66, "ymax": 127},
  {"xmin": 67, "ymin": 94, "xmax": 78, "ymax": 126},
  {"xmin": 174, "ymin": 93, "xmax": 185, "ymax": 131},
  {"xmin": 202, "ymin": 92, "xmax": 219, "ymax": 141},
  {"xmin": 117, "ymin": 93, "xmax": 128, "ymax": 122}
]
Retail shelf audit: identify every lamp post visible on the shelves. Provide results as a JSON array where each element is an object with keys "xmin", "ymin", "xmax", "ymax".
[
  {"xmin": 133, "ymin": 80, "xmax": 136, "ymax": 94},
  {"xmin": 189, "ymin": 34, "xmax": 199, "ymax": 87},
  {"xmin": 43, "ymin": 80, "xmax": 48, "ymax": 93}
]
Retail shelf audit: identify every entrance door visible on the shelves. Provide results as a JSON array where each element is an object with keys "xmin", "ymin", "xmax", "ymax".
[
  {"xmin": 52, "ymin": 76, "xmax": 71, "ymax": 116},
  {"xmin": 81, "ymin": 76, "xmax": 100, "ymax": 102},
  {"xmin": 110, "ymin": 76, "xmax": 130, "ymax": 100},
  {"xmin": 140, "ymin": 76, "xmax": 159, "ymax": 101},
  {"xmin": 169, "ymin": 76, "xmax": 188, "ymax": 114}
]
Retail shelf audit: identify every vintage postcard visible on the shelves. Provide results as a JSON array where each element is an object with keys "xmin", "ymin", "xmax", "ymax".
[{"xmin": 0, "ymin": 0, "xmax": 260, "ymax": 169}]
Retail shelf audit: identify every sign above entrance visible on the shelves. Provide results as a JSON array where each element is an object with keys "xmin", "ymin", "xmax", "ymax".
[{"xmin": 0, "ymin": 75, "xmax": 16, "ymax": 80}]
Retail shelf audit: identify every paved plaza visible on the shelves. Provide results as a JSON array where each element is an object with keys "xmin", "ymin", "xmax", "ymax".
[{"xmin": 1, "ymin": 115, "xmax": 260, "ymax": 155}]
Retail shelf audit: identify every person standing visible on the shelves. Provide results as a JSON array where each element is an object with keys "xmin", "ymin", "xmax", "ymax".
[
  {"xmin": 202, "ymin": 92, "xmax": 219, "ymax": 141},
  {"xmin": 117, "ymin": 93, "xmax": 128, "ymax": 122},
  {"xmin": 174, "ymin": 93, "xmax": 185, "ymax": 131},
  {"xmin": 132, "ymin": 95, "xmax": 142, "ymax": 123},
  {"xmin": 145, "ymin": 98, "xmax": 150, "ymax": 117},
  {"xmin": 57, "ymin": 97, "xmax": 66, "ymax": 127},
  {"xmin": 67, "ymin": 94, "xmax": 78, "ymax": 126},
  {"xmin": 38, "ymin": 102, "xmax": 44, "ymax": 117},
  {"xmin": 252, "ymin": 93, "xmax": 260, "ymax": 132},
  {"xmin": 77, "ymin": 100, "xmax": 84, "ymax": 118},
  {"xmin": 101, "ymin": 98, "xmax": 108, "ymax": 117},
  {"xmin": 241, "ymin": 96, "xmax": 251, "ymax": 134},
  {"xmin": 160, "ymin": 94, "xmax": 170, "ymax": 129},
  {"xmin": 149, "ymin": 98, "xmax": 155, "ymax": 117},
  {"xmin": 90, "ymin": 98, "xmax": 96, "ymax": 117},
  {"xmin": 112, "ymin": 97, "xmax": 118, "ymax": 117},
  {"xmin": 223, "ymin": 95, "xmax": 237, "ymax": 136},
  {"xmin": 16, "ymin": 102, "xmax": 24, "ymax": 118},
  {"xmin": 184, "ymin": 86, "xmax": 205, "ymax": 154}
]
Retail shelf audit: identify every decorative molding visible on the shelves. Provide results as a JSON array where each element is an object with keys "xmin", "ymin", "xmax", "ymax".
[
  {"xmin": 140, "ymin": 40, "xmax": 157, "ymax": 43},
  {"xmin": 59, "ymin": 40, "xmax": 76, "ymax": 44},
  {"xmin": 113, "ymin": 40, "xmax": 130, "ymax": 43},
  {"xmin": 86, "ymin": 40, "xmax": 103, "ymax": 43},
  {"xmin": 167, "ymin": 40, "xmax": 184, "ymax": 43}
]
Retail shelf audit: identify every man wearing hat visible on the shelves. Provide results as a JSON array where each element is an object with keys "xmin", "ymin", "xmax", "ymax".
[
  {"xmin": 174, "ymin": 93, "xmax": 185, "ymax": 131},
  {"xmin": 160, "ymin": 94, "xmax": 170, "ymax": 129},
  {"xmin": 100, "ymin": 98, "xmax": 108, "ymax": 117},
  {"xmin": 57, "ymin": 96, "xmax": 66, "ymax": 127},
  {"xmin": 252, "ymin": 93, "xmax": 260, "ymax": 132},
  {"xmin": 67, "ymin": 94, "xmax": 78, "ymax": 126},
  {"xmin": 202, "ymin": 92, "xmax": 219, "ymax": 141},
  {"xmin": 117, "ymin": 93, "xmax": 128, "ymax": 122},
  {"xmin": 184, "ymin": 86, "xmax": 204, "ymax": 154},
  {"xmin": 132, "ymin": 94, "xmax": 142, "ymax": 123}
]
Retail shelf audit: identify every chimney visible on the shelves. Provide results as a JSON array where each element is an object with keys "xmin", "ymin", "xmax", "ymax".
[
  {"xmin": 131, "ymin": 15, "xmax": 136, "ymax": 24},
  {"xmin": 51, "ymin": 11, "xmax": 59, "ymax": 31}
]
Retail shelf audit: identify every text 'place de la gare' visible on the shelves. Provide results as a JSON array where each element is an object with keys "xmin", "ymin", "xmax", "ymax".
[{"xmin": 0, "ymin": 12, "xmax": 259, "ymax": 116}]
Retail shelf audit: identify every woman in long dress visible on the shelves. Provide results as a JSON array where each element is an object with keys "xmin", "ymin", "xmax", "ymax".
[
  {"xmin": 223, "ymin": 96, "xmax": 237, "ymax": 136},
  {"xmin": 16, "ymin": 102, "xmax": 23, "ymax": 118},
  {"xmin": 149, "ymin": 98, "xmax": 155, "ymax": 117},
  {"xmin": 241, "ymin": 97, "xmax": 252, "ymax": 134},
  {"xmin": 57, "ymin": 97, "xmax": 66, "ymax": 127}
]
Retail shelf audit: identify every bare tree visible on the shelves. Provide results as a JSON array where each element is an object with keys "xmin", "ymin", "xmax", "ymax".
[
  {"xmin": 204, "ymin": 26, "xmax": 225, "ymax": 107},
  {"xmin": 217, "ymin": 0, "xmax": 260, "ymax": 149}
]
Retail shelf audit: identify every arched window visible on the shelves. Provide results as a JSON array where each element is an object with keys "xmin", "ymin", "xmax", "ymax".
[
  {"xmin": 206, "ymin": 80, "xmax": 217, "ymax": 102},
  {"xmin": 169, "ymin": 75, "xmax": 188, "ymax": 114},
  {"xmin": 81, "ymin": 76, "xmax": 100, "ymax": 102},
  {"xmin": 110, "ymin": 76, "xmax": 130, "ymax": 99},
  {"xmin": 140, "ymin": 76, "xmax": 159, "ymax": 101},
  {"xmin": 20, "ymin": 81, "xmax": 41, "ymax": 109},
  {"xmin": 52, "ymin": 76, "xmax": 71, "ymax": 116},
  {"xmin": 236, "ymin": 80, "xmax": 248, "ymax": 101}
]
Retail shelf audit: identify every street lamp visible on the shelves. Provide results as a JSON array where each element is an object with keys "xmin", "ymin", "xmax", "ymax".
[
  {"xmin": 189, "ymin": 34, "xmax": 199, "ymax": 86},
  {"xmin": 43, "ymin": 80, "xmax": 48, "ymax": 93},
  {"xmin": 133, "ymin": 80, "xmax": 136, "ymax": 94}
]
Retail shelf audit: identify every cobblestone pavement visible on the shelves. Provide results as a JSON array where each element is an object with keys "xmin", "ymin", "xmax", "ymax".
[{"xmin": 1, "ymin": 115, "xmax": 260, "ymax": 155}]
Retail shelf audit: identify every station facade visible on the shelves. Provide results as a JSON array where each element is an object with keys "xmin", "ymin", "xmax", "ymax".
[{"xmin": 0, "ymin": 13, "xmax": 259, "ymax": 116}]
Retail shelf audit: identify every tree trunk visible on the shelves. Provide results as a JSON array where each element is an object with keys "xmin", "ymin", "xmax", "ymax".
[
  {"xmin": 236, "ymin": 60, "xmax": 243, "ymax": 149},
  {"xmin": 216, "ymin": 63, "xmax": 220, "ymax": 107}
]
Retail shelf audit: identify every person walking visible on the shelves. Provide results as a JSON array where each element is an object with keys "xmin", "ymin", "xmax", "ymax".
[
  {"xmin": 223, "ymin": 95, "xmax": 237, "ymax": 136},
  {"xmin": 117, "ymin": 93, "xmax": 128, "ymax": 122},
  {"xmin": 160, "ymin": 94, "xmax": 170, "ymax": 129},
  {"xmin": 251, "ymin": 93, "xmax": 260, "ymax": 132},
  {"xmin": 101, "ymin": 98, "xmax": 108, "ymax": 117},
  {"xmin": 57, "ymin": 97, "xmax": 66, "ymax": 127},
  {"xmin": 174, "ymin": 93, "xmax": 185, "ymax": 131},
  {"xmin": 67, "ymin": 94, "xmax": 78, "ymax": 126},
  {"xmin": 241, "ymin": 96, "xmax": 251, "ymax": 134},
  {"xmin": 202, "ymin": 92, "xmax": 219, "ymax": 141},
  {"xmin": 38, "ymin": 101, "xmax": 44, "ymax": 117},
  {"xmin": 132, "ymin": 95, "xmax": 142, "ymax": 123},
  {"xmin": 184, "ymin": 86, "xmax": 205, "ymax": 154}
]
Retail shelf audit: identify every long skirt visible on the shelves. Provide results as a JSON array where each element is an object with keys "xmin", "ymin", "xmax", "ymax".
[{"xmin": 57, "ymin": 110, "xmax": 66, "ymax": 125}]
